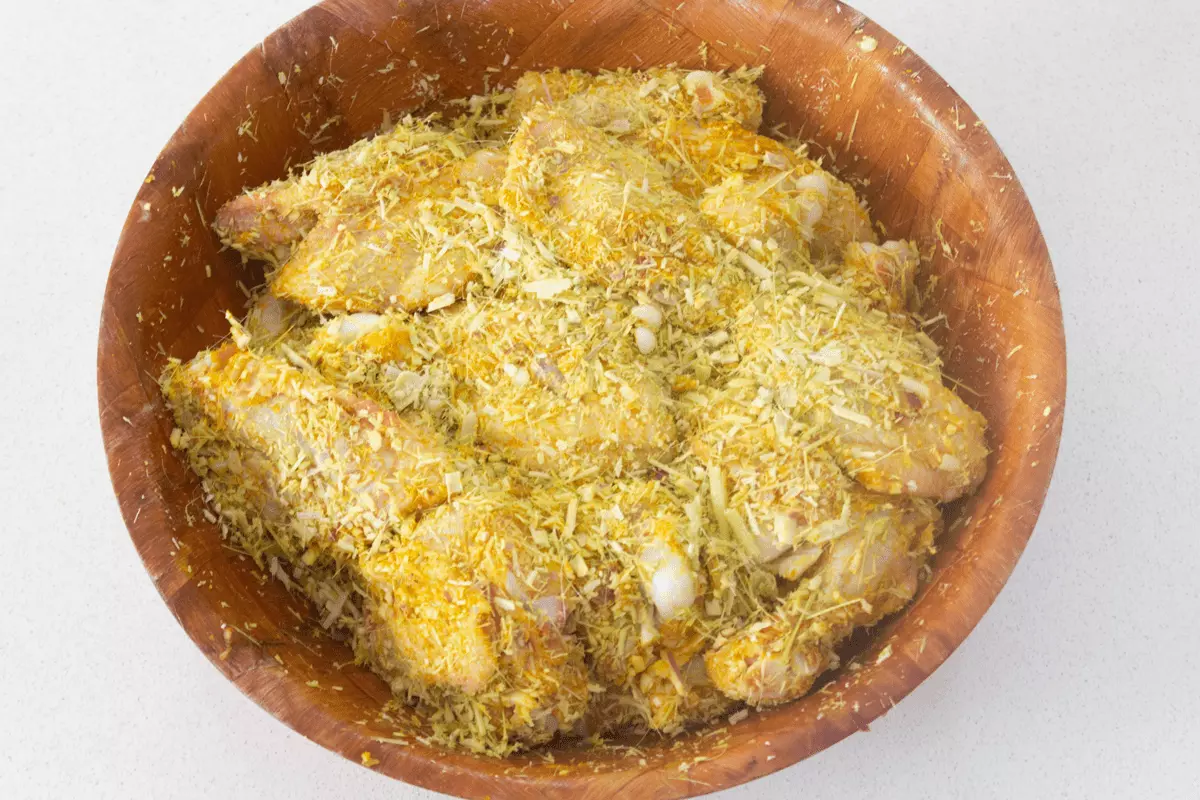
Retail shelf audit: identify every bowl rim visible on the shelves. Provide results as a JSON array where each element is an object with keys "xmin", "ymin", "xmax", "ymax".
[{"xmin": 98, "ymin": 1, "xmax": 1066, "ymax": 796}]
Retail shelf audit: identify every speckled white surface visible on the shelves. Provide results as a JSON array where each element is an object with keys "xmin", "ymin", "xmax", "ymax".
[{"xmin": 1, "ymin": 1, "xmax": 1198, "ymax": 797}]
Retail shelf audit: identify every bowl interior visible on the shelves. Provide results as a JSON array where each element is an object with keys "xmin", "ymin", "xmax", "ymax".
[{"xmin": 98, "ymin": 0, "xmax": 1065, "ymax": 796}]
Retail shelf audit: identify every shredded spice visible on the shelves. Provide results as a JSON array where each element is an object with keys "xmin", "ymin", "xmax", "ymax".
[{"xmin": 161, "ymin": 66, "xmax": 988, "ymax": 756}]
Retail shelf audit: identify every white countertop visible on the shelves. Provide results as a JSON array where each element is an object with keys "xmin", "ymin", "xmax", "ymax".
[{"xmin": 2, "ymin": 1, "xmax": 1197, "ymax": 797}]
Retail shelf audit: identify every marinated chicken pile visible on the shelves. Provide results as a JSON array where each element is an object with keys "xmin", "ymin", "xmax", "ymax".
[{"xmin": 161, "ymin": 67, "xmax": 988, "ymax": 755}]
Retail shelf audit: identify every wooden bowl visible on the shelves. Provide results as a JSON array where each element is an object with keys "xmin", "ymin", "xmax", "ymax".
[{"xmin": 97, "ymin": 0, "xmax": 1066, "ymax": 796}]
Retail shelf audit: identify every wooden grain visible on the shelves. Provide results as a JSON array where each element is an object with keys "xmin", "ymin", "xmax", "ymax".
[{"xmin": 97, "ymin": 1, "xmax": 1066, "ymax": 796}]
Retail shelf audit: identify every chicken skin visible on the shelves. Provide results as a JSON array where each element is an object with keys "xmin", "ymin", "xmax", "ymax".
[
  {"xmin": 705, "ymin": 494, "xmax": 940, "ymax": 704},
  {"xmin": 299, "ymin": 294, "xmax": 679, "ymax": 477},
  {"xmin": 163, "ymin": 345, "xmax": 590, "ymax": 749},
  {"xmin": 641, "ymin": 119, "xmax": 877, "ymax": 266},
  {"xmin": 270, "ymin": 148, "xmax": 508, "ymax": 313},
  {"xmin": 509, "ymin": 67, "xmax": 765, "ymax": 136},
  {"xmin": 214, "ymin": 117, "xmax": 471, "ymax": 264}
]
